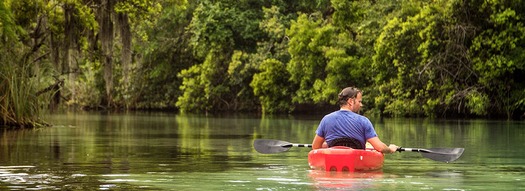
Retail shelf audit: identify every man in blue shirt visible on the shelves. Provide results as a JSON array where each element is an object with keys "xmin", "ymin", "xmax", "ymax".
[{"xmin": 312, "ymin": 87, "xmax": 399, "ymax": 154}]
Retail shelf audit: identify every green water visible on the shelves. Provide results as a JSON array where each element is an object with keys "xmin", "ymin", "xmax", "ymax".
[{"xmin": 1, "ymin": 112, "xmax": 524, "ymax": 190}]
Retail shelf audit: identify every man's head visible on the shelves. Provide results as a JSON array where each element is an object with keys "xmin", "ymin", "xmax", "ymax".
[{"xmin": 338, "ymin": 87, "xmax": 363, "ymax": 112}]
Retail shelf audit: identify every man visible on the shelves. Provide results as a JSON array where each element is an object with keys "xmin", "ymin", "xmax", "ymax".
[{"xmin": 312, "ymin": 87, "xmax": 399, "ymax": 154}]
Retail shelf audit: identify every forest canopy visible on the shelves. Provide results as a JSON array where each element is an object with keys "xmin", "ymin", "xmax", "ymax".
[{"xmin": 1, "ymin": 0, "xmax": 525, "ymax": 127}]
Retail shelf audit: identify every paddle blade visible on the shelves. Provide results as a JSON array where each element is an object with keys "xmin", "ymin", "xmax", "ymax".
[
  {"xmin": 253, "ymin": 139, "xmax": 292, "ymax": 154},
  {"xmin": 421, "ymin": 148, "xmax": 465, "ymax": 163}
]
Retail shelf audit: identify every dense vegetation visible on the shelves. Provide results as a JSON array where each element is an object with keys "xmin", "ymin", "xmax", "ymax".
[{"xmin": 1, "ymin": 0, "xmax": 525, "ymax": 127}]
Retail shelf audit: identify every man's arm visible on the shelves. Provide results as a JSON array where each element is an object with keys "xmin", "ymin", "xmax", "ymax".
[
  {"xmin": 312, "ymin": 135, "xmax": 326, "ymax": 149},
  {"xmin": 367, "ymin": 137, "xmax": 398, "ymax": 154}
]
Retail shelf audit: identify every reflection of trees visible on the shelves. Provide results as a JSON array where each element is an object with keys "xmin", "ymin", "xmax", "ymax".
[
  {"xmin": 175, "ymin": 114, "xmax": 261, "ymax": 172},
  {"xmin": 372, "ymin": 118, "xmax": 525, "ymax": 164},
  {"xmin": 2, "ymin": 113, "xmax": 524, "ymax": 176},
  {"xmin": 0, "ymin": 129, "xmax": 28, "ymax": 163},
  {"xmin": 372, "ymin": 118, "xmax": 471, "ymax": 148}
]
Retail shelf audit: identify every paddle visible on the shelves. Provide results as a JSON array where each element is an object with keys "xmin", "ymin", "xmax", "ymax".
[
  {"xmin": 253, "ymin": 139, "xmax": 311, "ymax": 154},
  {"xmin": 254, "ymin": 139, "xmax": 465, "ymax": 163},
  {"xmin": 396, "ymin": 147, "xmax": 465, "ymax": 163}
]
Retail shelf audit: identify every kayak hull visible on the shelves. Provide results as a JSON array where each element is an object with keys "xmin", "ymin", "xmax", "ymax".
[{"xmin": 308, "ymin": 146, "xmax": 384, "ymax": 172}]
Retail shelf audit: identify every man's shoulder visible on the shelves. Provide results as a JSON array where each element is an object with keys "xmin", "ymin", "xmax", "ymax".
[
  {"xmin": 355, "ymin": 114, "xmax": 373, "ymax": 125},
  {"xmin": 325, "ymin": 110, "xmax": 345, "ymax": 117}
]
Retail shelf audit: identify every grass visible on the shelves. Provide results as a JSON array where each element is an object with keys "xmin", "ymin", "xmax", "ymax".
[{"xmin": 1, "ymin": 61, "xmax": 46, "ymax": 129}]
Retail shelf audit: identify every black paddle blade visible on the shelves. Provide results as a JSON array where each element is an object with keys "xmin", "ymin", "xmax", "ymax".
[
  {"xmin": 421, "ymin": 148, "xmax": 465, "ymax": 163},
  {"xmin": 253, "ymin": 139, "xmax": 292, "ymax": 154}
]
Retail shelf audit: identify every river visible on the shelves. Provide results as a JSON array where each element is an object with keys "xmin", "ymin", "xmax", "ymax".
[{"xmin": 1, "ymin": 112, "xmax": 524, "ymax": 190}]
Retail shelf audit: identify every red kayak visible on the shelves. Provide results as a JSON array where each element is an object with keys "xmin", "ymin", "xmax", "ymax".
[
  {"xmin": 254, "ymin": 139, "xmax": 463, "ymax": 172},
  {"xmin": 308, "ymin": 146, "xmax": 384, "ymax": 172}
]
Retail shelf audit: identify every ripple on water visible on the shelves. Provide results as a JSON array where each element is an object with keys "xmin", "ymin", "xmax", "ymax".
[{"xmin": 0, "ymin": 166, "xmax": 62, "ymax": 190}]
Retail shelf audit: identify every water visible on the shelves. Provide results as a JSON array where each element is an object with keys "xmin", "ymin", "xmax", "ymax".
[{"xmin": 1, "ymin": 112, "xmax": 524, "ymax": 190}]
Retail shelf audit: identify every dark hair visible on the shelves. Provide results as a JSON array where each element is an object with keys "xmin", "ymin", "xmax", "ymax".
[{"xmin": 338, "ymin": 87, "xmax": 361, "ymax": 106}]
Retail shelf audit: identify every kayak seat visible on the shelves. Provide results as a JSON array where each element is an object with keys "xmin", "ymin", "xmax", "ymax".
[{"xmin": 328, "ymin": 137, "xmax": 363, "ymax": 149}]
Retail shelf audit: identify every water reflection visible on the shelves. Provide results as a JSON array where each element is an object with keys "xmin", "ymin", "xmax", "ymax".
[
  {"xmin": 0, "ymin": 166, "xmax": 60, "ymax": 190},
  {"xmin": 0, "ymin": 113, "xmax": 524, "ymax": 190},
  {"xmin": 426, "ymin": 170, "xmax": 464, "ymax": 178},
  {"xmin": 308, "ymin": 170, "xmax": 385, "ymax": 190}
]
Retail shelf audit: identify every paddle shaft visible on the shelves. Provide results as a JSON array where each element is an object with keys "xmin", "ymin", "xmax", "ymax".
[
  {"xmin": 253, "ymin": 139, "xmax": 312, "ymax": 154},
  {"xmin": 283, "ymin": 144, "xmax": 312, "ymax": 148},
  {"xmin": 397, "ymin": 148, "xmax": 432, "ymax": 153},
  {"xmin": 254, "ymin": 139, "xmax": 464, "ymax": 162},
  {"xmin": 396, "ymin": 147, "xmax": 465, "ymax": 162}
]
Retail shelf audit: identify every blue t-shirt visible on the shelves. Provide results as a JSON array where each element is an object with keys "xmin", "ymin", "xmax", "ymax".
[{"xmin": 315, "ymin": 110, "xmax": 378, "ymax": 148}]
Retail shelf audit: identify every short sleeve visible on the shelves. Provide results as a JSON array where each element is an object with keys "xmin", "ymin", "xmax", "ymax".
[
  {"xmin": 315, "ymin": 117, "xmax": 328, "ymax": 138},
  {"xmin": 362, "ymin": 117, "xmax": 378, "ymax": 140}
]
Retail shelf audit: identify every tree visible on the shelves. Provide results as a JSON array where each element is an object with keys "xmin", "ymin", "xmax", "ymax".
[
  {"xmin": 373, "ymin": 1, "xmax": 443, "ymax": 117},
  {"xmin": 251, "ymin": 59, "xmax": 293, "ymax": 113},
  {"xmin": 178, "ymin": 1, "xmax": 262, "ymax": 113},
  {"xmin": 1, "ymin": 0, "xmax": 51, "ymax": 127},
  {"xmin": 133, "ymin": 0, "xmax": 193, "ymax": 109},
  {"xmin": 286, "ymin": 13, "xmax": 329, "ymax": 104},
  {"xmin": 466, "ymin": 0, "xmax": 525, "ymax": 118}
]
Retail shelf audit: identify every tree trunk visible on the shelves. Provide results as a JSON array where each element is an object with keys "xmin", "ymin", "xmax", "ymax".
[
  {"xmin": 118, "ymin": 12, "xmax": 132, "ymax": 108},
  {"xmin": 64, "ymin": 3, "xmax": 79, "ymax": 107},
  {"xmin": 99, "ymin": 0, "xmax": 115, "ymax": 107},
  {"xmin": 63, "ymin": 3, "xmax": 72, "ymax": 77}
]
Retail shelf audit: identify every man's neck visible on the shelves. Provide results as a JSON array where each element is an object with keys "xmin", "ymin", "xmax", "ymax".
[{"xmin": 340, "ymin": 106, "xmax": 353, "ymax": 112}]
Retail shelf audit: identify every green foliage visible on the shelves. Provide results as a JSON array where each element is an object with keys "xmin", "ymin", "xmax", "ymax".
[
  {"xmin": 373, "ymin": 9, "xmax": 425, "ymax": 117},
  {"xmin": 383, "ymin": 98, "xmax": 423, "ymax": 117},
  {"xmin": 177, "ymin": 0, "xmax": 265, "ymax": 113},
  {"xmin": 373, "ymin": 0, "xmax": 486, "ymax": 117},
  {"xmin": 260, "ymin": 6, "xmax": 287, "ymax": 40},
  {"xmin": 510, "ymin": 88, "xmax": 525, "ymax": 114},
  {"xmin": 255, "ymin": 5, "xmax": 291, "ymax": 64},
  {"xmin": 187, "ymin": 1, "xmax": 261, "ymax": 58},
  {"xmin": 331, "ymin": 0, "xmax": 363, "ymax": 29},
  {"xmin": 132, "ymin": 1, "xmax": 191, "ymax": 109},
  {"xmin": 269, "ymin": 0, "xmax": 331, "ymax": 15},
  {"xmin": 468, "ymin": 0, "xmax": 525, "ymax": 117},
  {"xmin": 466, "ymin": 90, "xmax": 489, "ymax": 116},
  {"xmin": 250, "ymin": 59, "xmax": 293, "ymax": 113},
  {"xmin": 176, "ymin": 64, "xmax": 208, "ymax": 113},
  {"xmin": 225, "ymin": 50, "xmax": 258, "ymax": 111},
  {"xmin": 0, "ymin": 0, "xmax": 59, "ymax": 127},
  {"xmin": 320, "ymin": 46, "xmax": 354, "ymax": 102},
  {"xmin": 67, "ymin": 0, "xmax": 98, "ymax": 31},
  {"xmin": 67, "ymin": 60, "xmax": 102, "ymax": 108},
  {"xmin": 0, "ymin": 64, "xmax": 42, "ymax": 127},
  {"xmin": 0, "ymin": 0, "xmax": 20, "ymax": 41},
  {"xmin": 2, "ymin": 0, "xmax": 525, "ymax": 119},
  {"xmin": 286, "ymin": 13, "xmax": 329, "ymax": 103},
  {"xmin": 246, "ymin": 5, "xmax": 295, "ymax": 113},
  {"xmin": 115, "ymin": 0, "xmax": 162, "ymax": 41}
]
